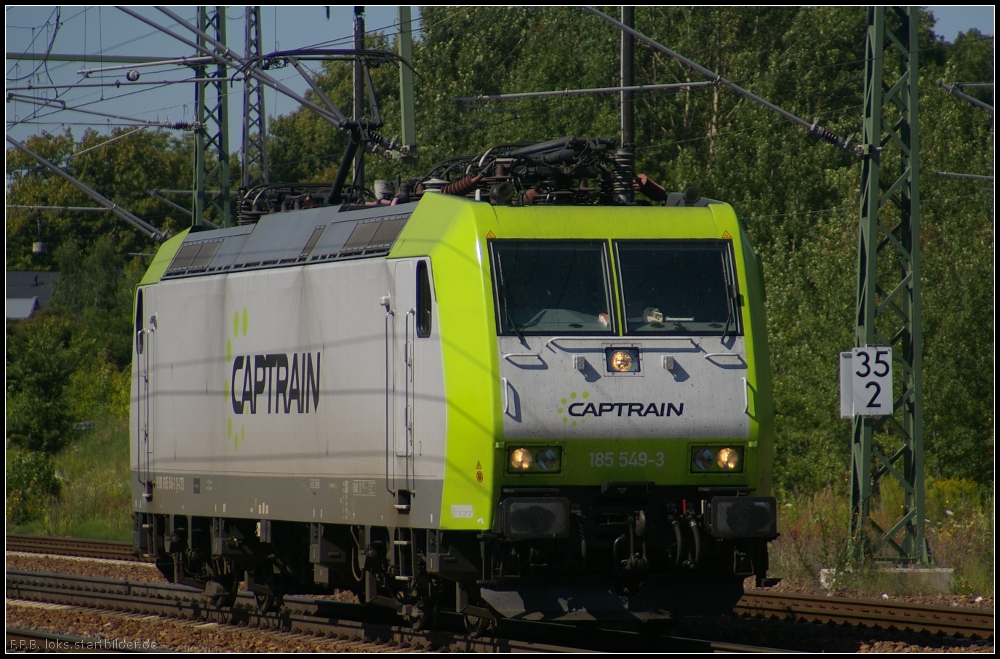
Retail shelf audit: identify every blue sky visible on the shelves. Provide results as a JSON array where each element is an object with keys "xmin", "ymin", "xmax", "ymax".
[{"xmin": 5, "ymin": 6, "xmax": 995, "ymax": 144}]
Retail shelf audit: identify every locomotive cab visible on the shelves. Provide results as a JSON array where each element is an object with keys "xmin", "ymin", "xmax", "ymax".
[{"xmin": 467, "ymin": 205, "xmax": 777, "ymax": 621}]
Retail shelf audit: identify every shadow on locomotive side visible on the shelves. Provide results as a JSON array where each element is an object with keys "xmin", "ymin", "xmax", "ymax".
[{"xmin": 132, "ymin": 136, "xmax": 777, "ymax": 630}]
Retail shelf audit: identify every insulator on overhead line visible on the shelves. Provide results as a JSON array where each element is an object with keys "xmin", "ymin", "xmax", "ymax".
[{"xmin": 809, "ymin": 121, "xmax": 852, "ymax": 151}]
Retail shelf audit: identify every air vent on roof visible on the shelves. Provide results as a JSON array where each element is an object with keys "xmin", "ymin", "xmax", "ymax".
[
  {"xmin": 167, "ymin": 240, "xmax": 223, "ymax": 273},
  {"xmin": 300, "ymin": 225, "xmax": 326, "ymax": 259}
]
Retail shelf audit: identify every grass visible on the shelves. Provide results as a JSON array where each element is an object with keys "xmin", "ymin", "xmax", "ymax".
[
  {"xmin": 9, "ymin": 418, "xmax": 133, "ymax": 542},
  {"xmin": 770, "ymin": 480, "xmax": 994, "ymax": 597}
]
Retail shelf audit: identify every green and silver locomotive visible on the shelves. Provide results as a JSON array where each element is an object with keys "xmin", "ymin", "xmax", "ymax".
[{"xmin": 132, "ymin": 137, "xmax": 776, "ymax": 626}]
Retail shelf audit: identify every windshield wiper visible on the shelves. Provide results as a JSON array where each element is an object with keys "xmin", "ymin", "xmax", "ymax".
[
  {"xmin": 721, "ymin": 281, "xmax": 736, "ymax": 344},
  {"xmin": 497, "ymin": 256, "xmax": 527, "ymax": 346}
]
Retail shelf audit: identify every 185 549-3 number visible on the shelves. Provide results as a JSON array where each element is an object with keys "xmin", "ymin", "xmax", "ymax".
[{"xmin": 589, "ymin": 451, "xmax": 665, "ymax": 468}]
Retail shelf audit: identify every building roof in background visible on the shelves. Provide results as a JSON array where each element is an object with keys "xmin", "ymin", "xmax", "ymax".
[
  {"xmin": 6, "ymin": 271, "xmax": 58, "ymax": 307},
  {"xmin": 6, "ymin": 271, "xmax": 59, "ymax": 319},
  {"xmin": 6, "ymin": 296, "xmax": 41, "ymax": 320}
]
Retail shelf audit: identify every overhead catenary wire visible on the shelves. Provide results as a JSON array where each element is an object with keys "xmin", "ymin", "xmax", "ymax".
[
  {"xmin": 935, "ymin": 172, "xmax": 994, "ymax": 181},
  {"xmin": 77, "ymin": 55, "xmax": 216, "ymax": 77},
  {"xmin": 7, "ymin": 76, "xmax": 248, "ymax": 92},
  {"xmin": 7, "ymin": 204, "xmax": 117, "ymax": 212},
  {"xmin": 7, "ymin": 79, "xmax": 191, "ymax": 132},
  {"xmin": 453, "ymin": 81, "xmax": 716, "ymax": 104},
  {"xmin": 446, "ymin": 11, "xmax": 870, "ymax": 149},
  {"xmin": 6, "ymin": 10, "xmax": 314, "ymax": 136},
  {"xmin": 6, "ymin": 93, "xmax": 203, "ymax": 129},
  {"xmin": 8, "ymin": 8, "xmax": 991, "ymax": 167},
  {"xmin": 114, "ymin": 6, "xmax": 349, "ymax": 129},
  {"xmin": 6, "ymin": 134, "xmax": 167, "ymax": 242},
  {"xmin": 6, "ymin": 7, "xmax": 61, "ymax": 82},
  {"xmin": 65, "ymin": 126, "xmax": 148, "ymax": 160}
]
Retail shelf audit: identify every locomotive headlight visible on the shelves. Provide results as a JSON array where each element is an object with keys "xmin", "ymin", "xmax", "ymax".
[
  {"xmin": 691, "ymin": 446, "xmax": 744, "ymax": 472},
  {"xmin": 610, "ymin": 351, "xmax": 633, "ymax": 372},
  {"xmin": 606, "ymin": 347, "xmax": 639, "ymax": 373},
  {"xmin": 510, "ymin": 447, "xmax": 533, "ymax": 471},
  {"xmin": 508, "ymin": 446, "xmax": 562, "ymax": 473},
  {"xmin": 716, "ymin": 447, "xmax": 740, "ymax": 470},
  {"xmin": 535, "ymin": 447, "xmax": 561, "ymax": 471},
  {"xmin": 692, "ymin": 447, "xmax": 715, "ymax": 471}
]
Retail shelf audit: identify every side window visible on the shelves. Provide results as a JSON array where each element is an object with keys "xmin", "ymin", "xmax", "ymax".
[
  {"xmin": 416, "ymin": 261, "xmax": 432, "ymax": 338},
  {"xmin": 135, "ymin": 289, "xmax": 144, "ymax": 354}
]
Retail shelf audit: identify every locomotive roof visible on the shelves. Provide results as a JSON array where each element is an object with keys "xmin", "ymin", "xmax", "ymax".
[{"xmin": 160, "ymin": 202, "xmax": 419, "ymax": 280}]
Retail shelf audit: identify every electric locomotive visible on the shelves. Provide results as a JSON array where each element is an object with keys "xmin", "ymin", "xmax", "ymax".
[{"xmin": 132, "ymin": 137, "xmax": 776, "ymax": 628}]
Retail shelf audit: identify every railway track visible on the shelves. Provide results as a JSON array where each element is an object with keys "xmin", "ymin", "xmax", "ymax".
[
  {"xmin": 6, "ymin": 535, "xmax": 146, "ymax": 562},
  {"xmin": 7, "ymin": 536, "xmax": 994, "ymax": 642},
  {"xmin": 7, "ymin": 569, "xmax": 777, "ymax": 653},
  {"xmin": 735, "ymin": 590, "xmax": 993, "ymax": 639}
]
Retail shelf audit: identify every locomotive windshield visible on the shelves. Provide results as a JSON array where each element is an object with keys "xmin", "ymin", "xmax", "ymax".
[
  {"xmin": 491, "ymin": 240, "xmax": 615, "ymax": 335},
  {"xmin": 616, "ymin": 240, "xmax": 741, "ymax": 336}
]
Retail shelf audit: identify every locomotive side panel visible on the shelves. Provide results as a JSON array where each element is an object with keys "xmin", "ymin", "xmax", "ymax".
[{"xmin": 132, "ymin": 257, "xmax": 448, "ymax": 527}]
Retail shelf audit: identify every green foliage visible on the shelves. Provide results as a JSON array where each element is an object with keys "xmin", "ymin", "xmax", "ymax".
[
  {"xmin": 66, "ymin": 357, "xmax": 131, "ymax": 423},
  {"xmin": 927, "ymin": 486, "xmax": 995, "ymax": 594},
  {"xmin": 6, "ymin": 420, "xmax": 133, "ymax": 540},
  {"xmin": 51, "ymin": 234, "xmax": 142, "ymax": 368},
  {"xmin": 6, "ymin": 308, "xmax": 78, "ymax": 453},
  {"xmin": 6, "ymin": 447, "xmax": 61, "ymax": 525},
  {"xmin": 30, "ymin": 419, "xmax": 134, "ymax": 541},
  {"xmin": 6, "ymin": 238, "xmax": 137, "ymax": 454},
  {"xmin": 772, "ymin": 486, "xmax": 852, "ymax": 583},
  {"xmin": 5, "ymin": 128, "xmax": 191, "ymax": 271},
  {"xmin": 772, "ymin": 483, "xmax": 994, "ymax": 595},
  {"xmin": 924, "ymin": 478, "xmax": 988, "ymax": 521},
  {"xmin": 917, "ymin": 31, "xmax": 994, "ymax": 484}
]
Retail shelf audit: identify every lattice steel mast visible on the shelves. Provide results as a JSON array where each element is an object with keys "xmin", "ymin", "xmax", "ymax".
[
  {"xmin": 850, "ymin": 6, "xmax": 927, "ymax": 564},
  {"xmin": 193, "ymin": 6, "xmax": 232, "ymax": 228},
  {"xmin": 242, "ymin": 6, "xmax": 269, "ymax": 190}
]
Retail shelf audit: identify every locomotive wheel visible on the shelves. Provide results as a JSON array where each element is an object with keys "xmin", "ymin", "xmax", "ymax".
[
  {"xmin": 206, "ymin": 577, "xmax": 239, "ymax": 608},
  {"xmin": 408, "ymin": 606, "xmax": 428, "ymax": 632},
  {"xmin": 463, "ymin": 613, "xmax": 494, "ymax": 638},
  {"xmin": 254, "ymin": 592, "xmax": 281, "ymax": 614},
  {"xmin": 404, "ymin": 597, "xmax": 439, "ymax": 631}
]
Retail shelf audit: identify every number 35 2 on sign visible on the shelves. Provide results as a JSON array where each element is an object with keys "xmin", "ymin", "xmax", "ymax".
[{"xmin": 839, "ymin": 347, "xmax": 893, "ymax": 418}]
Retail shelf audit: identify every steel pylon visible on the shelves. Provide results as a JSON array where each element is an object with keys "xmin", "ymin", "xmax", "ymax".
[
  {"xmin": 193, "ymin": 6, "xmax": 232, "ymax": 228},
  {"xmin": 850, "ymin": 6, "xmax": 927, "ymax": 564},
  {"xmin": 241, "ymin": 6, "xmax": 269, "ymax": 190}
]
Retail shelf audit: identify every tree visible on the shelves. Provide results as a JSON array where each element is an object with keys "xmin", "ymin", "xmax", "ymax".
[
  {"xmin": 6, "ymin": 308, "xmax": 78, "ymax": 454},
  {"xmin": 51, "ymin": 234, "xmax": 143, "ymax": 368},
  {"xmin": 5, "ymin": 128, "xmax": 193, "ymax": 271}
]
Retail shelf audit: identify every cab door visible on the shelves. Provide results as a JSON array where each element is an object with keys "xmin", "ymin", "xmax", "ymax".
[
  {"xmin": 387, "ymin": 261, "xmax": 416, "ymax": 504},
  {"xmin": 385, "ymin": 259, "xmax": 437, "ymax": 512},
  {"xmin": 134, "ymin": 288, "xmax": 155, "ymax": 501}
]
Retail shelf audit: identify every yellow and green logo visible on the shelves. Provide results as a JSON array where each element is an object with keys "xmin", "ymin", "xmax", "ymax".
[{"xmin": 557, "ymin": 391, "xmax": 590, "ymax": 426}]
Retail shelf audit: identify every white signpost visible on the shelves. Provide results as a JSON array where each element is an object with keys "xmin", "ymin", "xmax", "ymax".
[{"xmin": 839, "ymin": 347, "xmax": 893, "ymax": 418}]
